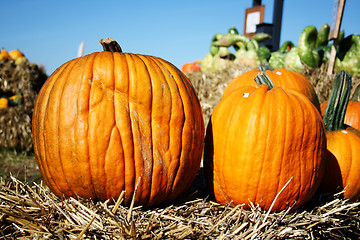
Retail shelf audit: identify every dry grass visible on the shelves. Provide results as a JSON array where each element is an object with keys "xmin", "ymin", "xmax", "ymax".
[{"xmin": 1, "ymin": 172, "xmax": 360, "ymax": 239}]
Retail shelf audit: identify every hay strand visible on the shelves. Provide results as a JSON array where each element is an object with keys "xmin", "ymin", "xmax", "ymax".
[{"xmin": 1, "ymin": 174, "xmax": 360, "ymax": 239}]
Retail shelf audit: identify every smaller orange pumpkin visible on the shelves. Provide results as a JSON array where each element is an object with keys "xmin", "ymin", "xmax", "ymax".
[
  {"xmin": 204, "ymin": 72, "xmax": 326, "ymax": 212},
  {"xmin": 181, "ymin": 60, "xmax": 202, "ymax": 73}
]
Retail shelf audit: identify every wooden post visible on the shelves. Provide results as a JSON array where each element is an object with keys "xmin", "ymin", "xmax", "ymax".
[
  {"xmin": 253, "ymin": 0, "xmax": 262, "ymax": 6},
  {"xmin": 271, "ymin": 0, "xmax": 284, "ymax": 51},
  {"xmin": 327, "ymin": 0, "xmax": 346, "ymax": 75}
]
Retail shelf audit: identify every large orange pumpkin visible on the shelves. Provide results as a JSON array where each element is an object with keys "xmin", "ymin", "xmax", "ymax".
[
  {"xmin": 223, "ymin": 67, "xmax": 321, "ymax": 112},
  {"xmin": 204, "ymin": 73, "xmax": 326, "ymax": 212},
  {"xmin": 32, "ymin": 38, "xmax": 205, "ymax": 207},
  {"xmin": 319, "ymin": 71, "xmax": 360, "ymax": 200}
]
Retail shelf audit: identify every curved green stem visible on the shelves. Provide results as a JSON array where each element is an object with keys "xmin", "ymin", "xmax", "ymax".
[
  {"xmin": 210, "ymin": 33, "xmax": 223, "ymax": 56},
  {"xmin": 323, "ymin": 70, "xmax": 352, "ymax": 131},
  {"xmin": 254, "ymin": 72, "xmax": 275, "ymax": 90},
  {"xmin": 228, "ymin": 26, "xmax": 239, "ymax": 35},
  {"xmin": 257, "ymin": 63, "xmax": 272, "ymax": 71},
  {"xmin": 316, "ymin": 23, "xmax": 330, "ymax": 47},
  {"xmin": 298, "ymin": 25, "xmax": 320, "ymax": 68},
  {"xmin": 278, "ymin": 41, "xmax": 294, "ymax": 53}
]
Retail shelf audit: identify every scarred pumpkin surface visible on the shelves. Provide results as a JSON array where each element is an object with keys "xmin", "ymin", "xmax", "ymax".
[{"xmin": 32, "ymin": 40, "xmax": 205, "ymax": 207}]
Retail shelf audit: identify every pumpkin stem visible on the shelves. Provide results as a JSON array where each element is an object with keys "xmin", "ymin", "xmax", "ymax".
[
  {"xmin": 254, "ymin": 72, "xmax": 275, "ymax": 90},
  {"xmin": 257, "ymin": 63, "xmax": 273, "ymax": 72},
  {"xmin": 99, "ymin": 38, "xmax": 123, "ymax": 53},
  {"xmin": 323, "ymin": 70, "xmax": 352, "ymax": 131}
]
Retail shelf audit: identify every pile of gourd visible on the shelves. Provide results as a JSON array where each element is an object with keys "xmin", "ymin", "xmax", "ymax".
[
  {"xmin": 0, "ymin": 48, "xmax": 47, "ymax": 151},
  {"xmin": 30, "ymin": 38, "xmax": 360, "ymax": 215},
  {"xmin": 193, "ymin": 24, "xmax": 360, "ymax": 78},
  {"xmin": 199, "ymin": 27, "xmax": 272, "ymax": 73},
  {"xmin": 268, "ymin": 24, "xmax": 360, "ymax": 78}
]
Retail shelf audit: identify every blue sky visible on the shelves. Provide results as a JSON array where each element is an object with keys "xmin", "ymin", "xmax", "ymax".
[{"xmin": 1, "ymin": 0, "xmax": 359, "ymax": 76}]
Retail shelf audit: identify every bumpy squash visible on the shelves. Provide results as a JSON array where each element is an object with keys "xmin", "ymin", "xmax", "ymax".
[
  {"xmin": 204, "ymin": 73, "xmax": 326, "ymax": 212},
  {"xmin": 32, "ymin": 38, "xmax": 205, "ymax": 207}
]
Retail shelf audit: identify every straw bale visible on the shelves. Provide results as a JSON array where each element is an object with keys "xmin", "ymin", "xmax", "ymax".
[
  {"xmin": 0, "ymin": 59, "xmax": 47, "ymax": 151},
  {"xmin": 0, "ymin": 171, "xmax": 360, "ymax": 239}
]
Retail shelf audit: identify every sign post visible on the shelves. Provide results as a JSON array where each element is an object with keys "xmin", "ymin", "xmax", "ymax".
[
  {"xmin": 244, "ymin": 5, "xmax": 265, "ymax": 37},
  {"xmin": 327, "ymin": 0, "xmax": 346, "ymax": 75}
]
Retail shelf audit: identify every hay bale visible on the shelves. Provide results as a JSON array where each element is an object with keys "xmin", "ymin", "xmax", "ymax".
[
  {"xmin": 0, "ymin": 175, "xmax": 359, "ymax": 239},
  {"xmin": 0, "ymin": 59, "xmax": 47, "ymax": 151}
]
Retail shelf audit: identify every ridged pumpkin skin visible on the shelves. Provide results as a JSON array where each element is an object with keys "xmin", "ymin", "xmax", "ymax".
[
  {"xmin": 32, "ymin": 50, "xmax": 205, "ymax": 207},
  {"xmin": 319, "ymin": 128, "xmax": 360, "ymax": 200},
  {"xmin": 223, "ymin": 68, "xmax": 321, "ymax": 112},
  {"xmin": 204, "ymin": 84, "xmax": 326, "ymax": 212},
  {"xmin": 321, "ymin": 100, "xmax": 360, "ymax": 131}
]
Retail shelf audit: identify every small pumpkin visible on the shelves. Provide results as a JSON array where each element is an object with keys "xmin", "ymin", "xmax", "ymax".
[
  {"xmin": 181, "ymin": 60, "xmax": 201, "ymax": 73},
  {"xmin": 0, "ymin": 98, "xmax": 8, "ymax": 108},
  {"xmin": 0, "ymin": 48, "xmax": 10, "ymax": 60},
  {"xmin": 320, "ymin": 83, "xmax": 360, "ymax": 131},
  {"xmin": 319, "ymin": 71, "xmax": 360, "ymax": 200},
  {"xmin": 204, "ymin": 72, "xmax": 326, "ymax": 212},
  {"xmin": 8, "ymin": 49, "xmax": 25, "ymax": 61},
  {"xmin": 223, "ymin": 67, "xmax": 321, "ymax": 112},
  {"xmin": 32, "ymin": 38, "xmax": 205, "ymax": 207}
]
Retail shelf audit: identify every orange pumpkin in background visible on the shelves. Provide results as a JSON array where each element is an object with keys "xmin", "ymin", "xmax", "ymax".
[
  {"xmin": 204, "ymin": 72, "xmax": 326, "ymax": 212},
  {"xmin": 223, "ymin": 67, "xmax": 321, "ymax": 112},
  {"xmin": 32, "ymin": 38, "xmax": 205, "ymax": 207},
  {"xmin": 0, "ymin": 48, "xmax": 10, "ymax": 60},
  {"xmin": 181, "ymin": 60, "xmax": 202, "ymax": 73}
]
